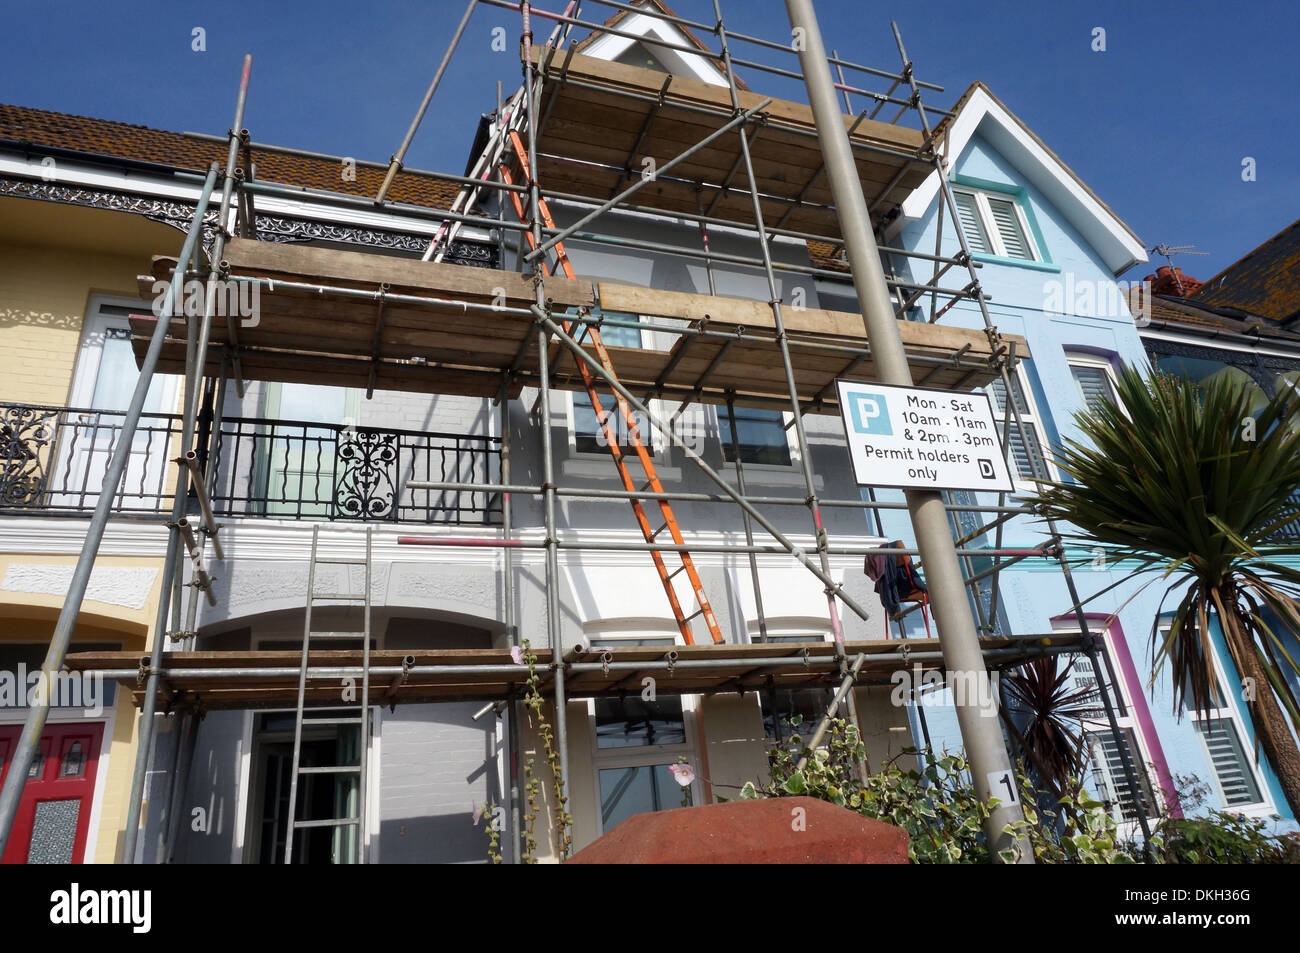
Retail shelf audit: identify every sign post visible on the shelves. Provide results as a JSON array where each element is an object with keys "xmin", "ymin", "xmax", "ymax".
[{"xmin": 788, "ymin": 0, "xmax": 1032, "ymax": 860}]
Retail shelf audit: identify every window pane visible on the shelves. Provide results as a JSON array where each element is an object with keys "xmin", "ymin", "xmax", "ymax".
[
  {"xmin": 986, "ymin": 196, "xmax": 1031, "ymax": 260},
  {"xmin": 91, "ymin": 326, "xmax": 168, "ymax": 413},
  {"xmin": 1070, "ymin": 364, "xmax": 1116, "ymax": 415},
  {"xmin": 594, "ymin": 319, "xmax": 643, "ymax": 350},
  {"xmin": 60, "ymin": 741, "xmax": 85, "ymax": 778},
  {"xmin": 761, "ymin": 687, "xmax": 833, "ymax": 740},
  {"xmin": 574, "ymin": 312, "xmax": 645, "ymax": 454},
  {"xmin": 599, "ymin": 763, "xmax": 691, "ymax": 830},
  {"xmin": 595, "ymin": 696, "xmax": 686, "ymax": 749},
  {"xmin": 573, "ymin": 391, "xmax": 620, "ymax": 454},
  {"xmin": 718, "ymin": 405, "xmax": 791, "ymax": 466},
  {"xmin": 1197, "ymin": 718, "xmax": 1262, "ymax": 806},
  {"xmin": 953, "ymin": 191, "xmax": 990, "ymax": 255}
]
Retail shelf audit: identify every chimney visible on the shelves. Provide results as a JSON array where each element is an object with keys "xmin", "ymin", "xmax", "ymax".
[{"xmin": 1145, "ymin": 265, "xmax": 1203, "ymax": 297}]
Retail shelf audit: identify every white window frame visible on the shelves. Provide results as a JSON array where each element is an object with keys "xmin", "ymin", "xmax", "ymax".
[
  {"xmin": 239, "ymin": 629, "xmax": 382, "ymax": 863},
  {"xmin": 562, "ymin": 314, "xmax": 679, "ymax": 476},
  {"xmin": 986, "ymin": 364, "xmax": 1056, "ymax": 489},
  {"xmin": 952, "ymin": 187, "xmax": 1043, "ymax": 263},
  {"xmin": 1052, "ymin": 622, "xmax": 1163, "ymax": 836},
  {"xmin": 583, "ymin": 628, "xmax": 702, "ymax": 837},
  {"xmin": 747, "ymin": 622, "xmax": 834, "ymax": 740},
  {"xmin": 1065, "ymin": 352, "xmax": 1122, "ymax": 417},
  {"xmin": 1162, "ymin": 625, "xmax": 1275, "ymax": 817},
  {"xmin": 715, "ymin": 405, "xmax": 803, "ymax": 477}
]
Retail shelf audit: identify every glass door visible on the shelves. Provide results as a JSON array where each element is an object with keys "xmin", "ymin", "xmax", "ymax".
[{"xmin": 53, "ymin": 297, "xmax": 181, "ymax": 510}]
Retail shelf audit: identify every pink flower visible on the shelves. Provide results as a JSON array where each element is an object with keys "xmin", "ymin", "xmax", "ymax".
[
  {"xmin": 510, "ymin": 645, "xmax": 525, "ymax": 665},
  {"xmin": 668, "ymin": 763, "xmax": 695, "ymax": 787},
  {"xmin": 472, "ymin": 801, "xmax": 483, "ymax": 825}
]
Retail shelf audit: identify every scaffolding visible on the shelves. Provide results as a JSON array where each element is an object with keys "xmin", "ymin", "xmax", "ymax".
[{"xmin": 0, "ymin": 0, "xmax": 1154, "ymax": 863}]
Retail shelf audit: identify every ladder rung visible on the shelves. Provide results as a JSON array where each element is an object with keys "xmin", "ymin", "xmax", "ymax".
[
  {"xmin": 311, "ymin": 592, "xmax": 365, "ymax": 600},
  {"xmin": 308, "ymin": 631, "xmax": 369, "ymax": 641},
  {"xmin": 648, "ymin": 523, "xmax": 670, "ymax": 541},
  {"xmin": 293, "ymin": 817, "xmax": 361, "ymax": 830},
  {"xmin": 306, "ymin": 716, "xmax": 365, "ymax": 726},
  {"xmin": 314, "ymin": 557, "xmax": 368, "ymax": 566},
  {"xmin": 300, "ymin": 705, "xmax": 368, "ymax": 714},
  {"xmin": 683, "ymin": 608, "xmax": 705, "ymax": 623},
  {"xmin": 298, "ymin": 765, "xmax": 362, "ymax": 775},
  {"xmin": 667, "ymin": 565, "xmax": 688, "ymax": 579}
]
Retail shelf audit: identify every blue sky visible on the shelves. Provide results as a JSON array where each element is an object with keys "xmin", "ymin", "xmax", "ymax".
[{"xmin": 3, "ymin": 0, "xmax": 1296, "ymax": 283}]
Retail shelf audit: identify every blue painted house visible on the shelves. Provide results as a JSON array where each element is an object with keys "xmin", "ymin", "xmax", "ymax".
[{"xmin": 820, "ymin": 82, "xmax": 1297, "ymax": 834}]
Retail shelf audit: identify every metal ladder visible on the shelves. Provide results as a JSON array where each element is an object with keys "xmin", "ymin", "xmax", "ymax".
[
  {"xmin": 284, "ymin": 524, "xmax": 373, "ymax": 863},
  {"xmin": 421, "ymin": 87, "xmax": 528, "ymax": 263},
  {"xmin": 500, "ymin": 129, "xmax": 724, "ymax": 646}
]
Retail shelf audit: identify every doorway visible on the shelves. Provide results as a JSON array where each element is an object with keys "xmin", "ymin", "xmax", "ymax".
[
  {"xmin": 248, "ymin": 711, "xmax": 367, "ymax": 864},
  {"xmin": 0, "ymin": 722, "xmax": 104, "ymax": 864}
]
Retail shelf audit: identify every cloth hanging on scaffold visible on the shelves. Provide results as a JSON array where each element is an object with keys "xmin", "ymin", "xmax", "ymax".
[{"xmin": 864, "ymin": 541, "xmax": 930, "ymax": 637}]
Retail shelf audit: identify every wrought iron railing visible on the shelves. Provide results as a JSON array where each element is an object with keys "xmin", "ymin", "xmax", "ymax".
[{"xmin": 0, "ymin": 403, "xmax": 502, "ymax": 525}]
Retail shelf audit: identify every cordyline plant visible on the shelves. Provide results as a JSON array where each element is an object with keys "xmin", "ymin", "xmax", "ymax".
[
  {"xmin": 1000, "ymin": 655, "xmax": 1098, "ymax": 802},
  {"xmin": 1030, "ymin": 367, "xmax": 1300, "ymax": 818}
]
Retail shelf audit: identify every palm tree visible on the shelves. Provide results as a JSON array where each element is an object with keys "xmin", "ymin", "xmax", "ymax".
[{"xmin": 1031, "ymin": 366, "xmax": 1300, "ymax": 819}]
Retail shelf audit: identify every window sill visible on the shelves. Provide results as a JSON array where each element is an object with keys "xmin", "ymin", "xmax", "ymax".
[
  {"xmin": 971, "ymin": 252, "xmax": 1060, "ymax": 273},
  {"xmin": 719, "ymin": 463, "xmax": 822, "ymax": 489},
  {"xmin": 563, "ymin": 456, "xmax": 683, "ymax": 481}
]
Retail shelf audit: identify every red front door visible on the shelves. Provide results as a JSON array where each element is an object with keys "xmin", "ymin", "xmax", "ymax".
[{"xmin": 0, "ymin": 722, "xmax": 103, "ymax": 864}]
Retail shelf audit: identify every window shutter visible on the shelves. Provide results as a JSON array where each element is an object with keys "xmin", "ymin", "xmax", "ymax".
[
  {"xmin": 1090, "ymin": 728, "xmax": 1155, "ymax": 822},
  {"xmin": 1070, "ymin": 364, "xmax": 1115, "ymax": 414},
  {"xmin": 1196, "ymin": 719, "xmax": 1262, "ymax": 806},
  {"xmin": 988, "ymin": 376, "xmax": 1045, "ymax": 479},
  {"xmin": 985, "ymin": 196, "xmax": 1032, "ymax": 259},
  {"xmin": 953, "ymin": 192, "xmax": 990, "ymax": 255}
]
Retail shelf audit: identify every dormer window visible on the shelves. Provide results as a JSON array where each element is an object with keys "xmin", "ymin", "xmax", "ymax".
[{"xmin": 951, "ymin": 182, "xmax": 1045, "ymax": 264}]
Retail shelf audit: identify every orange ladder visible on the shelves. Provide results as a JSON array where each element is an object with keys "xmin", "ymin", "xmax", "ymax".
[{"xmin": 502, "ymin": 130, "xmax": 723, "ymax": 645}]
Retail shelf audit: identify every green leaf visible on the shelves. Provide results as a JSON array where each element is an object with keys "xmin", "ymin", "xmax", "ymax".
[{"xmin": 782, "ymin": 772, "xmax": 808, "ymax": 796}]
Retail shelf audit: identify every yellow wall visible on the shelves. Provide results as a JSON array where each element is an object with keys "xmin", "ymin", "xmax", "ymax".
[
  {"xmin": 0, "ymin": 240, "xmax": 143, "ymax": 406},
  {"xmin": 0, "ymin": 555, "xmax": 162, "ymax": 865},
  {"xmin": 0, "ymin": 197, "xmax": 193, "ymax": 864}
]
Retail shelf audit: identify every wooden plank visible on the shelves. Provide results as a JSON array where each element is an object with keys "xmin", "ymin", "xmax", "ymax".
[
  {"xmin": 538, "ymin": 106, "xmax": 917, "ymax": 198},
  {"xmin": 533, "ymin": 49, "xmax": 924, "ymax": 153},
  {"xmin": 223, "ymin": 238, "xmax": 596, "ymax": 309},
  {"xmin": 596, "ymin": 282, "xmax": 1030, "ymax": 361}
]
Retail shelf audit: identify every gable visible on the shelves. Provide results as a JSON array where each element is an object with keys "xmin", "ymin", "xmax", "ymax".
[
  {"xmin": 575, "ymin": 5, "xmax": 730, "ymax": 87},
  {"xmin": 892, "ymin": 85, "xmax": 1146, "ymax": 276}
]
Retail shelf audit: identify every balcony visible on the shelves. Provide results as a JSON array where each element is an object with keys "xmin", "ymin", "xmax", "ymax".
[{"xmin": 0, "ymin": 402, "xmax": 502, "ymax": 525}]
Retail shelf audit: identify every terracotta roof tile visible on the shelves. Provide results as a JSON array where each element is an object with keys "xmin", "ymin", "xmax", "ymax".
[
  {"xmin": 1141, "ymin": 293, "xmax": 1300, "ymax": 344},
  {"xmin": 0, "ymin": 102, "xmax": 461, "ymax": 210}
]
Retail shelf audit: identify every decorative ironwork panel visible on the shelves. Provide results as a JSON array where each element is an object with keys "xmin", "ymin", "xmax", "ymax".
[
  {"xmin": 0, "ymin": 405, "xmax": 58, "ymax": 505},
  {"xmin": 0, "ymin": 175, "xmax": 498, "ymax": 267},
  {"xmin": 336, "ymin": 430, "xmax": 398, "ymax": 519}
]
